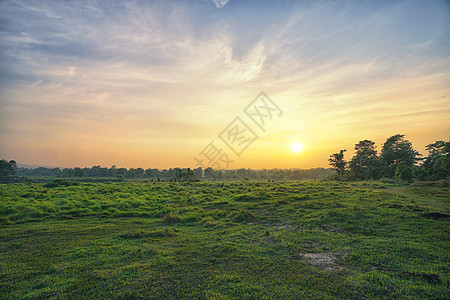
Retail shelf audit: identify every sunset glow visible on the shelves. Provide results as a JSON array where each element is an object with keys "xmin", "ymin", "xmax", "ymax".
[
  {"xmin": 0, "ymin": 0, "xmax": 449, "ymax": 169},
  {"xmin": 290, "ymin": 142, "xmax": 303, "ymax": 153}
]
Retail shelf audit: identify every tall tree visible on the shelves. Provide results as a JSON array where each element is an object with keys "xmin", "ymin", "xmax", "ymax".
[
  {"xmin": 329, "ymin": 150, "xmax": 347, "ymax": 175},
  {"xmin": 381, "ymin": 134, "xmax": 420, "ymax": 177},
  {"xmin": 0, "ymin": 159, "xmax": 17, "ymax": 178},
  {"xmin": 423, "ymin": 140, "xmax": 450, "ymax": 180},
  {"xmin": 349, "ymin": 140, "xmax": 382, "ymax": 180}
]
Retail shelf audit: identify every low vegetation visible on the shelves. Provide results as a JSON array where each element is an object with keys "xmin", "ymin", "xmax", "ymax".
[{"xmin": 1, "ymin": 180, "xmax": 448, "ymax": 298}]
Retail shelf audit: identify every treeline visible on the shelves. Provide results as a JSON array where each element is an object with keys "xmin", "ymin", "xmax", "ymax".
[
  {"xmin": 329, "ymin": 134, "xmax": 449, "ymax": 182},
  {"xmin": 5, "ymin": 163, "xmax": 334, "ymax": 181}
]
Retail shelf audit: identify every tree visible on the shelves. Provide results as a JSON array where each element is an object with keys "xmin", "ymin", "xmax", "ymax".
[
  {"xmin": 425, "ymin": 140, "xmax": 448, "ymax": 156},
  {"xmin": 349, "ymin": 140, "xmax": 382, "ymax": 180},
  {"xmin": 171, "ymin": 168, "xmax": 195, "ymax": 182},
  {"xmin": 62, "ymin": 168, "xmax": 74, "ymax": 178},
  {"xmin": 380, "ymin": 134, "xmax": 420, "ymax": 178},
  {"xmin": 412, "ymin": 166, "xmax": 428, "ymax": 181},
  {"xmin": 422, "ymin": 140, "xmax": 450, "ymax": 180},
  {"xmin": 117, "ymin": 168, "xmax": 127, "ymax": 177},
  {"xmin": 171, "ymin": 168, "xmax": 182, "ymax": 182},
  {"xmin": 9, "ymin": 160, "xmax": 17, "ymax": 174},
  {"xmin": 329, "ymin": 150, "xmax": 347, "ymax": 175},
  {"xmin": 432, "ymin": 156, "xmax": 449, "ymax": 179},
  {"xmin": 0, "ymin": 159, "xmax": 17, "ymax": 178},
  {"xmin": 395, "ymin": 161, "xmax": 413, "ymax": 182},
  {"xmin": 184, "ymin": 168, "xmax": 194, "ymax": 182},
  {"xmin": 73, "ymin": 167, "xmax": 85, "ymax": 178},
  {"xmin": 193, "ymin": 167, "xmax": 202, "ymax": 179},
  {"xmin": 204, "ymin": 167, "xmax": 215, "ymax": 180}
]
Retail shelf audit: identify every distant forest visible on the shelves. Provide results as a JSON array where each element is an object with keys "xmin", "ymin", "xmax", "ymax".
[{"xmin": 0, "ymin": 160, "xmax": 334, "ymax": 182}]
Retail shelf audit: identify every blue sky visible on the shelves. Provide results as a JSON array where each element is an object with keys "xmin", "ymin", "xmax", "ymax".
[{"xmin": 0, "ymin": 0, "xmax": 449, "ymax": 168}]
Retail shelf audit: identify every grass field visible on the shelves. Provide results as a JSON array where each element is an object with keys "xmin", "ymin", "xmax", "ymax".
[{"xmin": 1, "ymin": 180, "xmax": 449, "ymax": 299}]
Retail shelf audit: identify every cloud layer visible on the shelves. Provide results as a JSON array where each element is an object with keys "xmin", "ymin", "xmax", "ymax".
[{"xmin": 0, "ymin": 0, "xmax": 449, "ymax": 168}]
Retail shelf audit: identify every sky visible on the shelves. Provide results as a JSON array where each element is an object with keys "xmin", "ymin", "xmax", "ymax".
[{"xmin": 0, "ymin": 0, "xmax": 449, "ymax": 170}]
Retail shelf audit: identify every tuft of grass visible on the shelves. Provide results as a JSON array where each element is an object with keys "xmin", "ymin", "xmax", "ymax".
[
  {"xmin": 162, "ymin": 212, "xmax": 182, "ymax": 224},
  {"xmin": 232, "ymin": 210, "xmax": 259, "ymax": 223}
]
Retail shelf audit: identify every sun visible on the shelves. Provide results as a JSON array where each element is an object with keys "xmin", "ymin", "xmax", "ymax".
[{"xmin": 290, "ymin": 142, "xmax": 303, "ymax": 153}]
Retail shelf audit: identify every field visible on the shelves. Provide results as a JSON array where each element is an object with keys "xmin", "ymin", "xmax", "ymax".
[{"xmin": 0, "ymin": 180, "xmax": 449, "ymax": 299}]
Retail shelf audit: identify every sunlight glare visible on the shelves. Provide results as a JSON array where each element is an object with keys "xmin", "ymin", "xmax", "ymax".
[{"xmin": 290, "ymin": 142, "xmax": 303, "ymax": 153}]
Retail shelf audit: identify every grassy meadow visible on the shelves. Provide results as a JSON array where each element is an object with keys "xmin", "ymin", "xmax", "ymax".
[{"xmin": 0, "ymin": 180, "xmax": 449, "ymax": 299}]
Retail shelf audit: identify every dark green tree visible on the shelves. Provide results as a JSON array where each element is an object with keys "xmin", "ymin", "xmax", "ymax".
[
  {"xmin": 380, "ymin": 134, "xmax": 420, "ymax": 177},
  {"xmin": 184, "ymin": 168, "xmax": 194, "ymax": 182},
  {"xmin": 349, "ymin": 140, "xmax": 382, "ymax": 180},
  {"xmin": 432, "ymin": 156, "xmax": 449, "ymax": 179},
  {"xmin": 171, "ymin": 168, "xmax": 195, "ymax": 182},
  {"xmin": 62, "ymin": 168, "xmax": 74, "ymax": 178},
  {"xmin": 193, "ymin": 167, "xmax": 202, "ymax": 179},
  {"xmin": 412, "ymin": 166, "xmax": 428, "ymax": 181},
  {"xmin": 73, "ymin": 167, "xmax": 86, "ymax": 178},
  {"xmin": 395, "ymin": 161, "xmax": 413, "ymax": 182},
  {"xmin": 204, "ymin": 167, "xmax": 215, "ymax": 180},
  {"xmin": 171, "ymin": 168, "xmax": 182, "ymax": 182},
  {"xmin": 0, "ymin": 159, "xmax": 17, "ymax": 178},
  {"xmin": 328, "ymin": 150, "xmax": 347, "ymax": 175},
  {"xmin": 422, "ymin": 140, "xmax": 450, "ymax": 180}
]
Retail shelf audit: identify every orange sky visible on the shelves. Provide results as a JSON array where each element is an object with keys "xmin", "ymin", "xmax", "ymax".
[{"xmin": 0, "ymin": 0, "xmax": 449, "ymax": 169}]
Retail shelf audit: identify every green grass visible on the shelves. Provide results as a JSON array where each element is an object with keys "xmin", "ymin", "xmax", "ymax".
[{"xmin": 1, "ymin": 180, "xmax": 449, "ymax": 299}]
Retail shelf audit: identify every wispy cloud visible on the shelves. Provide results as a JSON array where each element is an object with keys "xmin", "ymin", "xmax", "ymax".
[{"xmin": 212, "ymin": 0, "xmax": 231, "ymax": 9}]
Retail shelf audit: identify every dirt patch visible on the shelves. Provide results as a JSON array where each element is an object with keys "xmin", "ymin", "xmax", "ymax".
[{"xmin": 297, "ymin": 252, "xmax": 345, "ymax": 271}]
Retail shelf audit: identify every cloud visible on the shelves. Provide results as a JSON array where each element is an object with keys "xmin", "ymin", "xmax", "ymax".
[{"xmin": 212, "ymin": 0, "xmax": 231, "ymax": 9}]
